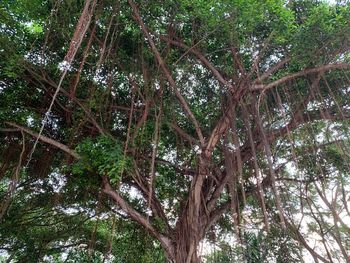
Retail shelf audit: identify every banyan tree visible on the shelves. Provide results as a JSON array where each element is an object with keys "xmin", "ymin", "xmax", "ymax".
[{"xmin": 1, "ymin": 0, "xmax": 350, "ymax": 262}]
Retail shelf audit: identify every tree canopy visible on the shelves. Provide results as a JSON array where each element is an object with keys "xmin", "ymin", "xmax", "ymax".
[{"xmin": 1, "ymin": 0, "xmax": 350, "ymax": 262}]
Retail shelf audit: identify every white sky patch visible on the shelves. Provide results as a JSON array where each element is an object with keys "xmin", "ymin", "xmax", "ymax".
[
  {"xmin": 26, "ymin": 116, "xmax": 35, "ymax": 127},
  {"xmin": 0, "ymin": 81, "xmax": 7, "ymax": 93},
  {"xmin": 58, "ymin": 60, "xmax": 72, "ymax": 72},
  {"xmin": 25, "ymin": 51, "xmax": 49, "ymax": 66},
  {"xmin": 193, "ymin": 145, "xmax": 202, "ymax": 155},
  {"xmin": 93, "ymin": 68, "xmax": 109, "ymax": 85},
  {"xmin": 227, "ymin": 142, "xmax": 236, "ymax": 152},
  {"xmin": 162, "ymin": 148, "xmax": 177, "ymax": 164},
  {"xmin": 154, "ymin": 81, "xmax": 160, "ymax": 90},
  {"xmin": 112, "ymin": 112, "xmax": 126, "ymax": 131},
  {"xmin": 47, "ymin": 171, "xmax": 66, "ymax": 193}
]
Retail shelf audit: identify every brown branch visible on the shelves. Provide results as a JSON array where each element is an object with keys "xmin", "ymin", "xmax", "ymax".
[
  {"xmin": 138, "ymin": 155, "xmax": 195, "ymax": 176},
  {"xmin": 5, "ymin": 122, "xmax": 80, "ymax": 159},
  {"xmin": 160, "ymin": 35, "xmax": 232, "ymax": 89},
  {"xmin": 257, "ymin": 57, "xmax": 291, "ymax": 82},
  {"xmin": 148, "ymin": 105, "xmax": 162, "ymax": 215},
  {"xmin": 169, "ymin": 122, "xmax": 199, "ymax": 145},
  {"xmin": 205, "ymin": 100, "xmax": 236, "ymax": 156},
  {"xmin": 286, "ymin": 219, "xmax": 331, "ymax": 263},
  {"xmin": 0, "ymin": 128, "xmax": 20, "ymax": 132},
  {"xmin": 64, "ymin": 0, "xmax": 97, "ymax": 64},
  {"xmin": 70, "ymin": 22, "xmax": 97, "ymax": 98},
  {"xmin": 101, "ymin": 176, "xmax": 174, "ymax": 258},
  {"xmin": 127, "ymin": 0, "xmax": 205, "ymax": 146},
  {"xmin": 206, "ymin": 172, "xmax": 229, "ymax": 212},
  {"xmin": 0, "ymin": 131, "xmax": 25, "ymax": 220},
  {"xmin": 23, "ymin": 64, "xmax": 108, "ymax": 136},
  {"xmin": 231, "ymin": 46, "xmax": 247, "ymax": 78},
  {"xmin": 251, "ymin": 63, "xmax": 350, "ymax": 91},
  {"xmin": 205, "ymin": 202, "xmax": 231, "ymax": 232},
  {"xmin": 251, "ymin": 95, "xmax": 286, "ymax": 228},
  {"xmin": 129, "ymin": 169, "xmax": 170, "ymax": 231}
]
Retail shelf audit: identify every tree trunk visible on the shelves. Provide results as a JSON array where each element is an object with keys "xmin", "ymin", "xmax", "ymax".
[
  {"xmin": 163, "ymin": 157, "xmax": 208, "ymax": 263},
  {"xmin": 171, "ymin": 216, "xmax": 202, "ymax": 263},
  {"xmin": 155, "ymin": 217, "xmax": 203, "ymax": 263}
]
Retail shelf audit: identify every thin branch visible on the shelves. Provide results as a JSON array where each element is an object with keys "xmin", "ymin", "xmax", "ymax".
[
  {"xmin": 160, "ymin": 35, "xmax": 232, "ymax": 89},
  {"xmin": 257, "ymin": 57, "xmax": 291, "ymax": 82},
  {"xmin": 0, "ymin": 131, "xmax": 25, "ymax": 220}
]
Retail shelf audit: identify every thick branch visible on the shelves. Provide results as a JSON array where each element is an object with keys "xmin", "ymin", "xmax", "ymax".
[
  {"xmin": 251, "ymin": 63, "xmax": 350, "ymax": 91},
  {"xmin": 4, "ymin": 122, "xmax": 80, "ymax": 159},
  {"xmin": 205, "ymin": 101, "xmax": 236, "ymax": 156},
  {"xmin": 101, "ymin": 176, "xmax": 174, "ymax": 258}
]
